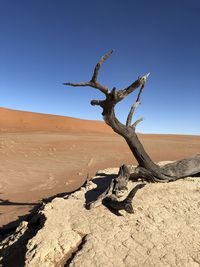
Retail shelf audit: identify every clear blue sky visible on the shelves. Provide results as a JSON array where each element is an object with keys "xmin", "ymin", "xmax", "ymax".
[{"xmin": 1, "ymin": 0, "xmax": 200, "ymax": 134}]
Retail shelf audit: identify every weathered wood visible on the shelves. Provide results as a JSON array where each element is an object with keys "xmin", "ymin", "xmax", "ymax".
[
  {"xmin": 126, "ymin": 78, "xmax": 147, "ymax": 127},
  {"xmin": 161, "ymin": 154, "xmax": 200, "ymax": 178},
  {"xmin": 112, "ymin": 165, "xmax": 130, "ymax": 196},
  {"xmin": 86, "ymin": 179, "xmax": 115, "ymax": 210},
  {"xmin": 103, "ymin": 184, "xmax": 146, "ymax": 213},
  {"xmin": 64, "ymin": 51, "xmax": 200, "ymax": 186}
]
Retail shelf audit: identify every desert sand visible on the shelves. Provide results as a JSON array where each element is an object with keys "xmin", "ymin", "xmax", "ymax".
[
  {"xmin": 0, "ymin": 107, "xmax": 199, "ymax": 229},
  {"xmin": 0, "ymin": 107, "xmax": 200, "ymax": 267}
]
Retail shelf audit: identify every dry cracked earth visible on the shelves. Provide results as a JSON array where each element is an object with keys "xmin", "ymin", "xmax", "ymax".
[{"xmin": 1, "ymin": 165, "xmax": 200, "ymax": 267}]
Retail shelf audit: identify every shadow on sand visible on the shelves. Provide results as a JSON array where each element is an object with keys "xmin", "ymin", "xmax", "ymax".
[
  {"xmin": 0, "ymin": 180, "xmax": 88, "ymax": 267},
  {"xmin": 0, "ymin": 179, "xmax": 88, "ymax": 237},
  {"xmin": 0, "ymin": 199, "xmax": 37, "ymax": 206},
  {"xmin": 84, "ymin": 173, "xmax": 117, "ymax": 207},
  {"xmin": 0, "ymin": 171, "xmax": 119, "ymax": 236}
]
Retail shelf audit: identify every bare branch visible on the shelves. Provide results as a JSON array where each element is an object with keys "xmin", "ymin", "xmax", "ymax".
[
  {"xmin": 126, "ymin": 82, "xmax": 145, "ymax": 126},
  {"xmin": 117, "ymin": 73, "xmax": 150, "ymax": 102},
  {"xmin": 126, "ymin": 100, "xmax": 139, "ymax": 127},
  {"xmin": 132, "ymin": 117, "xmax": 144, "ymax": 129},
  {"xmin": 63, "ymin": 50, "xmax": 114, "ymax": 95},
  {"xmin": 63, "ymin": 81, "xmax": 109, "ymax": 95},
  {"xmin": 63, "ymin": 82, "xmax": 91, "ymax": 87},
  {"xmin": 139, "ymin": 73, "xmax": 150, "ymax": 84},
  {"xmin": 91, "ymin": 50, "xmax": 114, "ymax": 83},
  {"xmin": 90, "ymin": 82, "xmax": 109, "ymax": 94}
]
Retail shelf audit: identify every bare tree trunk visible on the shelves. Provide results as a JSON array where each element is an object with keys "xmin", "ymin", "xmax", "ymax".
[{"xmin": 64, "ymin": 51, "xmax": 200, "ymax": 211}]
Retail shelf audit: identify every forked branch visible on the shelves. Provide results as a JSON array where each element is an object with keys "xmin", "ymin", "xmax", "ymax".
[
  {"xmin": 64, "ymin": 51, "xmax": 200, "ymax": 187},
  {"xmin": 63, "ymin": 50, "xmax": 114, "ymax": 95},
  {"xmin": 126, "ymin": 83, "xmax": 145, "ymax": 127}
]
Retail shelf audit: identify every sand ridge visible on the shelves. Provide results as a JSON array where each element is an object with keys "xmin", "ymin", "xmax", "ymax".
[{"xmin": 0, "ymin": 107, "xmax": 112, "ymax": 134}]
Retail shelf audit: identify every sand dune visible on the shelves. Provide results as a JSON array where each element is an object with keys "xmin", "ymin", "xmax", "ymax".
[
  {"xmin": 0, "ymin": 107, "xmax": 112, "ymax": 134},
  {"xmin": 0, "ymin": 107, "xmax": 199, "ymax": 228}
]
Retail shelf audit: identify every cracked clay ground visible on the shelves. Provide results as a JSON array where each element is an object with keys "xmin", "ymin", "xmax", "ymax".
[{"xmin": 1, "ymin": 166, "xmax": 200, "ymax": 267}]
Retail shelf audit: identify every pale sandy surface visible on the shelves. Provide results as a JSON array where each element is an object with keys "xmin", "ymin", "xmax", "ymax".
[
  {"xmin": 0, "ymin": 108, "xmax": 199, "ymax": 228},
  {"xmin": 1, "ymin": 167, "xmax": 200, "ymax": 267}
]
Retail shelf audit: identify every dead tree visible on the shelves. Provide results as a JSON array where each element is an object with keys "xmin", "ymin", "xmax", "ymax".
[{"xmin": 64, "ymin": 51, "xmax": 200, "ymax": 211}]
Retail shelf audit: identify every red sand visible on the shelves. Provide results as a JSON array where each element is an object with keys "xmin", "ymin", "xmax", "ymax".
[
  {"xmin": 0, "ymin": 108, "xmax": 199, "ymax": 227},
  {"xmin": 0, "ymin": 107, "xmax": 112, "ymax": 134}
]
